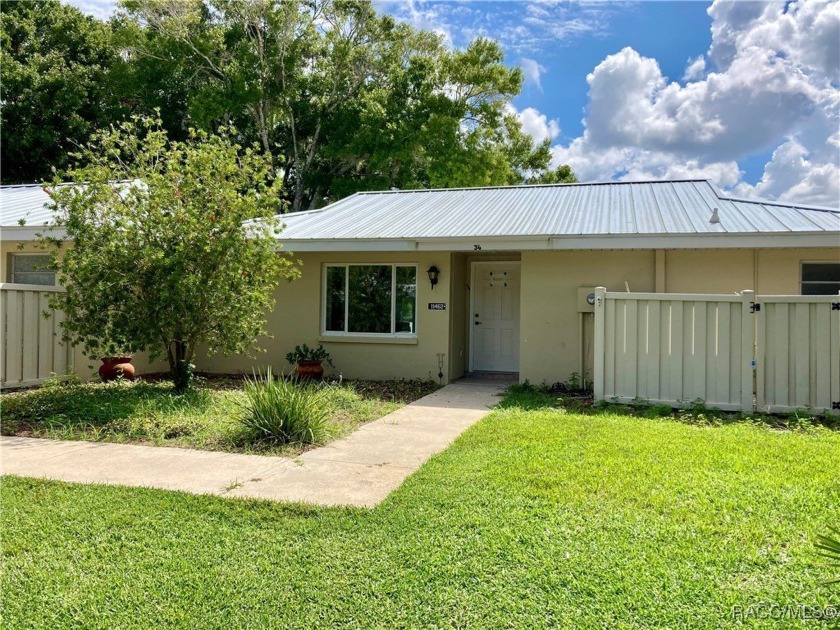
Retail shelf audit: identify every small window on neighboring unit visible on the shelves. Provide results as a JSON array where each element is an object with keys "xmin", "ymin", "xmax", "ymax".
[
  {"xmin": 10, "ymin": 254, "xmax": 55, "ymax": 286},
  {"xmin": 800, "ymin": 262, "xmax": 840, "ymax": 295}
]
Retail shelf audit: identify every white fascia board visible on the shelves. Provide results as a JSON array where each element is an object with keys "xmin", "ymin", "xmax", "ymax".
[
  {"xmin": 549, "ymin": 232, "xmax": 840, "ymax": 250},
  {"xmin": 277, "ymin": 232, "xmax": 840, "ymax": 252},
  {"xmin": 279, "ymin": 239, "xmax": 418, "ymax": 252},
  {"xmin": 1, "ymin": 226, "xmax": 67, "ymax": 241},
  {"xmin": 415, "ymin": 237, "xmax": 550, "ymax": 251}
]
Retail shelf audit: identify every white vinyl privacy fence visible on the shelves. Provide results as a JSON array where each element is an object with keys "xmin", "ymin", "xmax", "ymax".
[
  {"xmin": 593, "ymin": 288, "xmax": 840, "ymax": 415},
  {"xmin": 1, "ymin": 283, "xmax": 73, "ymax": 389}
]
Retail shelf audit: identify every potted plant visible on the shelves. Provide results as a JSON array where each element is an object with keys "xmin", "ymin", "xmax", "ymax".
[
  {"xmin": 285, "ymin": 344, "xmax": 334, "ymax": 380},
  {"xmin": 98, "ymin": 354, "xmax": 136, "ymax": 382}
]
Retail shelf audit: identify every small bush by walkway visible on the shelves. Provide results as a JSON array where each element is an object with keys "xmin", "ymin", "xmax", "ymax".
[{"xmin": 1, "ymin": 376, "xmax": 438, "ymax": 456}]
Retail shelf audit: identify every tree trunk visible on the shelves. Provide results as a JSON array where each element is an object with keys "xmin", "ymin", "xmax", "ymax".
[{"xmin": 167, "ymin": 339, "xmax": 192, "ymax": 392}]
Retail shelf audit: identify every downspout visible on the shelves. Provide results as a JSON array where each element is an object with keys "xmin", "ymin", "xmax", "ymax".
[{"xmin": 655, "ymin": 249, "xmax": 666, "ymax": 293}]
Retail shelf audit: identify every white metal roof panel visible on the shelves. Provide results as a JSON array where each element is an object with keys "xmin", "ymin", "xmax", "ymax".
[
  {"xmin": 278, "ymin": 180, "xmax": 840, "ymax": 242},
  {"xmin": 0, "ymin": 184, "xmax": 53, "ymax": 227},
  {"xmin": 4, "ymin": 179, "xmax": 838, "ymax": 249}
]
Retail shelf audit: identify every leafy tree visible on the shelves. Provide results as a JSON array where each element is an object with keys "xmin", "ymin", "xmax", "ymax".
[
  {"xmin": 528, "ymin": 164, "xmax": 578, "ymax": 185},
  {"xmin": 119, "ymin": 0, "xmax": 574, "ymax": 208},
  {"xmin": 0, "ymin": 0, "xmax": 121, "ymax": 183},
  {"xmin": 41, "ymin": 117, "xmax": 299, "ymax": 390}
]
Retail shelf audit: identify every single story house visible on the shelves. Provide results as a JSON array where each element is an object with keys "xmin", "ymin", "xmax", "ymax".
[{"xmin": 2, "ymin": 179, "xmax": 839, "ymax": 385}]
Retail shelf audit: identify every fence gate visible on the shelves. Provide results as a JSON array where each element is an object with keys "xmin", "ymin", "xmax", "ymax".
[
  {"xmin": 755, "ymin": 295, "xmax": 840, "ymax": 413},
  {"xmin": 1, "ymin": 283, "xmax": 73, "ymax": 389},
  {"xmin": 594, "ymin": 288, "xmax": 840, "ymax": 415}
]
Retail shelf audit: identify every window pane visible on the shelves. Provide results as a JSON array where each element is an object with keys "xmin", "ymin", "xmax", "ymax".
[
  {"xmin": 325, "ymin": 266, "xmax": 346, "ymax": 332},
  {"xmin": 12, "ymin": 271, "xmax": 55, "ymax": 286},
  {"xmin": 801, "ymin": 282, "xmax": 840, "ymax": 296},
  {"xmin": 13, "ymin": 255, "xmax": 51, "ymax": 273},
  {"xmin": 395, "ymin": 266, "xmax": 416, "ymax": 333},
  {"xmin": 802, "ymin": 263, "xmax": 840, "ymax": 282},
  {"xmin": 348, "ymin": 265, "xmax": 391, "ymax": 333}
]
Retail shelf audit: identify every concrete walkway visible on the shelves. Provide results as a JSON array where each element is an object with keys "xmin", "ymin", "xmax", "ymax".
[{"xmin": 1, "ymin": 381, "xmax": 502, "ymax": 507}]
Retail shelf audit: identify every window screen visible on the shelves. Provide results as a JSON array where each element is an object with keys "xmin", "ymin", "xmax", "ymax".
[
  {"xmin": 801, "ymin": 262, "xmax": 840, "ymax": 295},
  {"xmin": 11, "ymin": 254, "xmax": 55, "ymax": 286}
]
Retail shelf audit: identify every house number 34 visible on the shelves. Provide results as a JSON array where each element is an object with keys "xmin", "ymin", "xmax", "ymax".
[{"xmin": 473, "ymin": 244, "xmax": 482, "ymax": 251}]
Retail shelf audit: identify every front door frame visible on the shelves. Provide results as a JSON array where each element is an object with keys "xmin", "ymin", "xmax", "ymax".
[{"xmin": 468, "ymin": 260, "xmax": 521, "ymax": 373}]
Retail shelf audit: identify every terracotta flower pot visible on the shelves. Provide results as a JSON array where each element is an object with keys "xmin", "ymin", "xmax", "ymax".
[
  {"xmin": 98, "ymin": 356, "xmax": 136, "ymax": 382},
  {"xmin": 295, "ymin": 360, "xmax": 324, "ymax": 381}
]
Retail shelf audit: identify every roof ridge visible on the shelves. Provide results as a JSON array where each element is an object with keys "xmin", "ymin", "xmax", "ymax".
[
  {"xmin": 348, "ymin": 179, "xmax": 840, "ymax": 214},
  {"xmin": 354, "ymin": 179, "xmax": 712, "ymax": 195},
  {"xmin": 720, "ymin": 194, "xmax": 839, "ymax": 214}
]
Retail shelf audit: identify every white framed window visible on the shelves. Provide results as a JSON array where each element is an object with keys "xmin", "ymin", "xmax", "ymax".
[
  {"xmin": 323, "ymin": 264, "xmax": 417, "ymax": 336},
  {"xmin": 800, "ymin": 262, "xmax": 840, "ymax": 295},
  {"xmin": 9, "ymin": 254, "xmax": 55, "ymax": 286}
]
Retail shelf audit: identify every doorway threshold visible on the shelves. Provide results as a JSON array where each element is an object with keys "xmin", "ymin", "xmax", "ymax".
[{"xmin": 460, "ymin": 371, "xmax": 519, "ymax": 383}]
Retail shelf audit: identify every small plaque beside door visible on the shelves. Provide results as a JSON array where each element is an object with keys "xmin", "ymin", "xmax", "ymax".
[{"xmin": 428, "ymin": 302, "xmax": 447, "ymax": 310}]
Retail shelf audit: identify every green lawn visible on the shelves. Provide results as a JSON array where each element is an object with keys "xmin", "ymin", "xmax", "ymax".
[
  {"xmin": 0, "ymin": 377, "xmax": 437, "ymax": 456},
  {"xmin": 2, "ymin": 392, "xmax": 838, "ymax": 628}
]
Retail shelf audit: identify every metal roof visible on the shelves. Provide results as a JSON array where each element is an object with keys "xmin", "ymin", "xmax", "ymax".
[
  {"xmin": 3, "ymin": 179, "xmax": 838, "ymax": 249},
  {"xmin": 0, "ymin": 184, "xmax": 54, "ymax": 227},
  {"xmin": 278, "ymin": 180, "xmax": 839, "ymax": 242}
]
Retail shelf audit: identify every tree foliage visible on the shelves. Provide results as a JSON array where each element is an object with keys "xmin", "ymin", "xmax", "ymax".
[
  {"xmin": 0, "ymin": 0, "xmax": 122, "ymax": 183},
  {"xmin": 3, "ymin": 0, "xmax": 576, "ymax": 198},
  {"xmin": 42, "ymin": 117, "xmax": 299, "ymax": 389},
  {"xmin": 118, "ymin": 0, "xmax": 576, "ymax": 208}
]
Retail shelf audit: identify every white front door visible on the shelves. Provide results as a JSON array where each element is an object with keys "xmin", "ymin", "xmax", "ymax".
[{"xmin": 471, "ymin": 262, "xmax": 520, "ymax": 372}]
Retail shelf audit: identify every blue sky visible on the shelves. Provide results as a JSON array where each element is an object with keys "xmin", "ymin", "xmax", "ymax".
[{"xmin": 67, "ymin": 0, "xmax": 840, "ymax": 206}]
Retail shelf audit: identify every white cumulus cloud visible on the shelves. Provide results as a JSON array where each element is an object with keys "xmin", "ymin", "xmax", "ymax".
[
  {"xmin": 507, "ymin": 104, "xmax": 560, "ymax": 144},
  {"xmin": 520, "ymin": 58, "xmax": 547, "ymax": 91},
  {"xmin": 683, "ymin": 55, "xmax": 706, "ymax": 82},
  {"xmin": 549, "ymin": 0, "xmax": 840, "ymax": 207}
]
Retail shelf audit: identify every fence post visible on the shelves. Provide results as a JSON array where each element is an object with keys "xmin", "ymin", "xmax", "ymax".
[
  {"xmin": 740, "ymin": 290, "xmax": 755, "ymax": 413},
  {"xmin": 593, "ymin": 287, "xmax": 607, "ymax": 402}
]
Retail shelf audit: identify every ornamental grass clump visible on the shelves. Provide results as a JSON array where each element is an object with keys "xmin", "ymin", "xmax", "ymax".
[{"xmin": 238, "ymin": 368, "xmax": 330, "ymax": 444}]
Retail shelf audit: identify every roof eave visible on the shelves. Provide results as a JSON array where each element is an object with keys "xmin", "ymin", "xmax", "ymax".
[
  {"xmin": 1, "ymin": 225, "xmax": 65, "ymax": 241},
  {"xmin": 278, "ymin": 231, "xmax": 840, "ymax": 252}
]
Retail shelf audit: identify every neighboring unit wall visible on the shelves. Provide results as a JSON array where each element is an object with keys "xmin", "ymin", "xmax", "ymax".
[
  {"xmin": 664, "ymin": 249, "xmax": 755, "ymax": 293},
  {"xmin": 196, "ymin": 251, "xmax": 453, "ymax": 382},
  {"xmin": 2, "ymin": 241, "xmax": 46, "ymax": 282},
  {"xmin": 1, "ymin": 240, "xmax": 169, "ymax": 383},
  {"xmin": 519, "ymin": 247, "xmax": 839, "ymax": 386},
  {"xmin": 757, "ymin": 248, "xmax": 840, "ymax": 295},
  {"xmin": 664, "ymin": 248, "xmax": 840, "ymax": 295}
]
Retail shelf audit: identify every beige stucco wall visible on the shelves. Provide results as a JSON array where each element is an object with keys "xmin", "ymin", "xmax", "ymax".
[
  {"xmin": 663, "ymin": 247, "xmax": 840, "ymax": 294},
  {"xmin": 519, "ymin": 247, "xmax": 839, "ymax": 385},
  {"xmin": 448, "ymin": 253, "xmax": 468, "ymax": 380},
  {"xmin": 4, "ymin": 236, "xmax": 838, "ymax": 386},
  {"xmin": 196, "ymin": 251, "xmax": 454, "ymax": 382},
  {"xmin": 519, "ymin": 250, "xmax": 657, "ymax": 385},
  {"xmin": 755, "ymin": 247, "xmax": 840, "ymax": 294}
]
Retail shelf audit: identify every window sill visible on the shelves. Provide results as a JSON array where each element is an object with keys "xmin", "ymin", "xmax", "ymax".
[{"xmin": 318, "ymin": 335, "xmax": 419, "ymax": 345}]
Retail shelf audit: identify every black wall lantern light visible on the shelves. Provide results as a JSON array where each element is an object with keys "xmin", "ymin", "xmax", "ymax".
[{"xmin": 427, "ymin": 265, "xmax": 440, "ymax": 290}]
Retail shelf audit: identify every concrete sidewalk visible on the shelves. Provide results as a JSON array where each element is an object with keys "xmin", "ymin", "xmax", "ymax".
[{"xmin": 1, "ymin": 381, "xmax": 502, "ymax": 507}]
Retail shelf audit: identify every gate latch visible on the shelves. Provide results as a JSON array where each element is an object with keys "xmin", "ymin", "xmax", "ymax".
[{"xmin": 750, "ymin": 302, "xmax": 761, "ymax": 313}]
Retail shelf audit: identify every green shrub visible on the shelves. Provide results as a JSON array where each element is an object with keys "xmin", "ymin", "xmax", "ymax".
[
  {"xmin": 816, "ymin": 526, "xmax": 840, "ymax": 586},
  {"xmin": 237, "ymin": 368, "xmax": 330, "ymax": 444}
]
